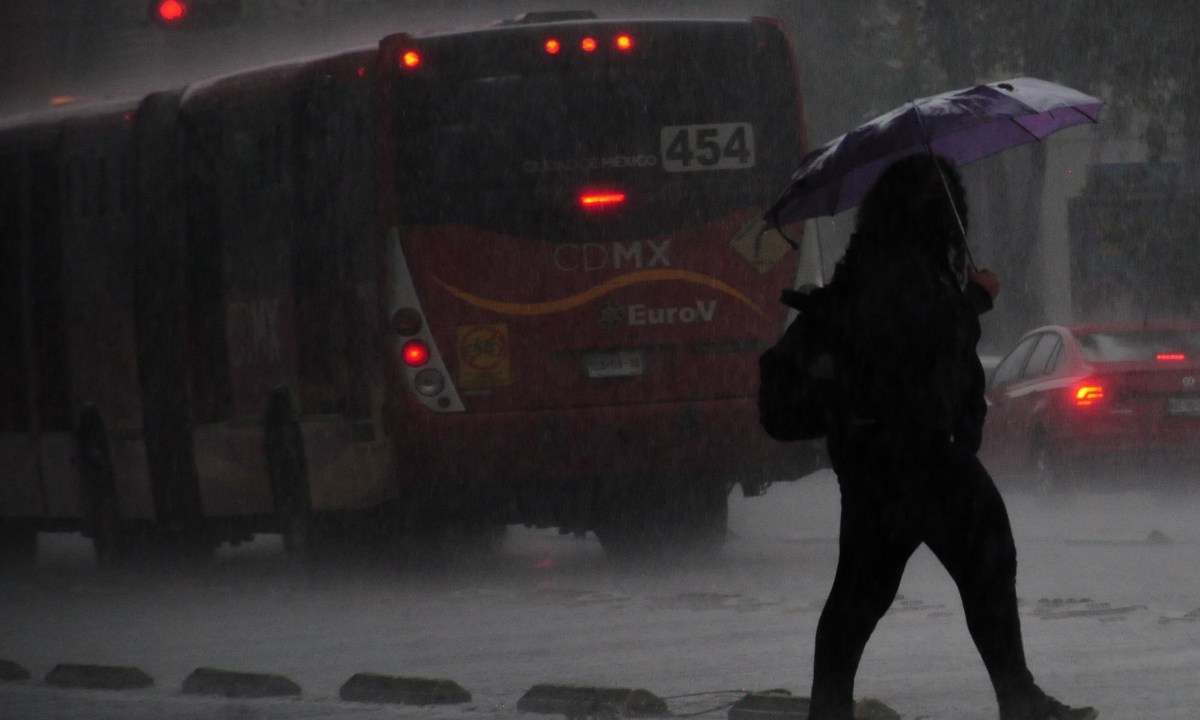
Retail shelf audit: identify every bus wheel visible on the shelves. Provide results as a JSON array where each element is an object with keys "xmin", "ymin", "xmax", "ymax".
[
  {"xmin": 0, "ymin": 522, "xmax": 38, "ymax": 569},
  {"xmin": 454, "ymin": 511, "xmax": 508, "ymax": 555},
  {"xmin": 593, "ymin": 475, "xmax": 729, "ymax": 561},
  {"xmin": 78, "ymin": 406, "xmax": 126, "ymax": 566},
  {"xmin": 681, "ymin": 475, "xmax": 730, "ymax": 554},
  {"xmin": 404, "ymin": 491, "xmax": 506, "ymax": 557},
  {"xmin": 264, "ymin": 388, "xmax": 315, "ymax": 560},
  {"xmin": 159, "ymin": 523, "xmax": 218, "ymax": 564}
]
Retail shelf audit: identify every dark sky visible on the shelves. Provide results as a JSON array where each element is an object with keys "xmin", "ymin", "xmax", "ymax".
[{"xmin": 0, "ymin": 1, "xmax": 809, "ymax": 121}]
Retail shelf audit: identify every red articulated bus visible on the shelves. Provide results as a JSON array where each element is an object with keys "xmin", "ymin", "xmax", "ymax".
[{"xmin": 0, "ymin": 12, "xmax": 813, "ymax": 565}]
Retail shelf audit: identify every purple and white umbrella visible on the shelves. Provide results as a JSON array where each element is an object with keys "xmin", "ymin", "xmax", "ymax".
[{"xmin": 766, "ymin": 77, "xmax": 1104, "ymax": 228}]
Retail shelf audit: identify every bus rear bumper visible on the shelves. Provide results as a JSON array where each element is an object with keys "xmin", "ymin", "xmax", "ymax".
[{"xmin": 391, "ymin": 398, "xmax": 823, "ymax": 488}]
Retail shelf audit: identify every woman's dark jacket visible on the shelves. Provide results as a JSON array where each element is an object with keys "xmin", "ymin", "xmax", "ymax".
[{"xmin": 825, "ymin": 234, "xmax": 992, "ymax": 453}]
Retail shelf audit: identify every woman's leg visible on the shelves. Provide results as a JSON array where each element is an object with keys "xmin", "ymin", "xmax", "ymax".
[
  {"xmin": 810, "ymin": 438, "xmax": 923, "ymax": 720},
  {"xmin": 924, "ymin": 447, "xmax": 1037, "ymax": 708}
]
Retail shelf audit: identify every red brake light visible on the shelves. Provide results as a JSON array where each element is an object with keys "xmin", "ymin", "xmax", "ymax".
[
  {"xmin": 400, "ymin": 50, "xmax": 421, "ymax": 69},
  {"xmin": 1157, "ymin": 353, "xmax": 1186, "ymax": 362},
  {"xmin": 544, "ymin": 38, "xmax": 561, "ymax": 54},
  {"xmin": 614, "ymin": 34, "xmax": 634, "ymax": 51},
  {"xmin": 1073, "ymin": 384, "xmax": 1105, "ymax": 407},
  {"xmin": 578, "ymin": 191, "xmax": 626, "ymax": 209},
  {"xmin": 402, "ymin": 339, "xmax": 430, "ymax": 367},
  {"xmin": 581, "ymin": 37, "xmax": 598, "ymax": 52}
]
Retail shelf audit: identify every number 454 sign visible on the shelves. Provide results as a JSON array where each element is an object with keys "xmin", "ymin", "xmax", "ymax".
[{"xmin": 660, "ymin": 123, "xmax": 755, "ymax": 172}]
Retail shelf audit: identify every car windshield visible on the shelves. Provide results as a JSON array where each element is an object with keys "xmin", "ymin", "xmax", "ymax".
[{"xmin": 1076, "ymin": 330, "xmax": 1200, "ymax": 362}]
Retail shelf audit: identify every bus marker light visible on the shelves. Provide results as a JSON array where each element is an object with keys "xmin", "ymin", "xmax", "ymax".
[
  {"xmin": 615, "ymin": 34, "xmax": 634, "ymax": 51},
  {"xmin": 402, "ymin": 339, "xmax": 431, "ymax": 367},
  {"xmin": 581, "ymin": 37, "xmax": 597, "ymax": 52},
  {"xmin": 544, "ymin": 38, "xmax": 561, "ymax": 54},
  {"xmin": 391, "ymin": 307, "xmax": 424, "ymax": 336},
  {"xmin": 400, "ymin": 50, "xmax": 421, "ymax": 69},
  {"xmin": 579, "ymin": 191, "xmax": 626, "ymax": 209}
]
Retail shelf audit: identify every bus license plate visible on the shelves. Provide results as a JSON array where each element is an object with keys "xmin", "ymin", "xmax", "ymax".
[
  {"xmin": 1168, "ymin": 396, "xmax": 1200, "ymax": 416},
  {"xmin": 584, "ymin": 350, "xmax": 644, "ymax": 379}
]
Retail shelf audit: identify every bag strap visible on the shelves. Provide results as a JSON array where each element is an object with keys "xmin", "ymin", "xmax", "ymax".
[{"xmin": 779, "ymin": 286, "xmax": 823, "ymax": 311}]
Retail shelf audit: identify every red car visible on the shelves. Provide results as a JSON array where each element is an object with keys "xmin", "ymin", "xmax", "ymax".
[{"xmin": 980, "ymin": 322, "xmax": 1200, "ymax": 484}]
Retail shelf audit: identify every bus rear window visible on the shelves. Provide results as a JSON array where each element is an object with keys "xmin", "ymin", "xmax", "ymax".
[{"xmin": 390, "ymin": 22, "xmax": 801, "ymax": 236}]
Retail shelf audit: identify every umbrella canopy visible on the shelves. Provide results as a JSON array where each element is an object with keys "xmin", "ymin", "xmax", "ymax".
[{"xmin": 766, "ymin": 77, "xmax": 1103, "ymax": 228}]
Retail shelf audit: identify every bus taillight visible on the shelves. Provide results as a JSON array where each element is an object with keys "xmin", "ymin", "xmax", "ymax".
[
  {"xmin": 391, "ymin": 307, "xmax": 424, "ymax": 336},
  {"xmin": 544, "ymin": 38, "xmax": 561, "ymax": 54},
  {"xmin": 579, "ymin": 191, "xmax": 626, "ymax": 209},
  {"xmin": 615, "ymin": 34, "xmax": 634, "ymax": 51},
  {"xmin": 413, "ymin": 369, "xmax": 445, "ymax": 397},
  {"xmin": 402, "ymin": 339, "xmax": 431, "ymax": 367},
  {"xmin": 400, "ymin": 50, "xmax": 421, "ymax": 69}
]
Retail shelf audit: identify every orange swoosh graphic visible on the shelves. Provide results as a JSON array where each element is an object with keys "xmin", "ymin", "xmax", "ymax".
[{"xmin": 431, "ymin": 269, "xmax": 766, "ymax": 317}]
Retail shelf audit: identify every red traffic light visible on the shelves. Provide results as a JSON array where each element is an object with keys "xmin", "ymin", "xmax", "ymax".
[
  {"xmin": 151, "ymin": 0, "xmax": 188, "ymax": 25},
  {"xmin": 148, "ymin": 0, "xmax": 239, "ymax": 29}
]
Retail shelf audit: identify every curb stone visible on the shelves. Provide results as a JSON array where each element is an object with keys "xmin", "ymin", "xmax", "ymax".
[
  {"xmin": 44, "ymin": 663, "xmax": 154, "ymax": 690},
  {"xmin": 728, "ymin": 692, "xmax": 899, "ymax": 720},
  {"xmin": 181, "ymin": 667, "xmax": 302, "ymax": 698},
  {"xmin": 339, "ymin": 673, "xmax": 472, "ymax": 704},
  {"xmin": 0, "ymin": 660, "xmax": 31, "ymax": 681},
  {"xmin": 518, "ymin": 684, "xmax": 669, "ymax": 717}
]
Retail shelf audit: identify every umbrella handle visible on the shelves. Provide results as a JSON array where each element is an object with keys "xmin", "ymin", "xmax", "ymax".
[{"xmin": 930, "ymin": 156, "xmax": 977, "ymax": 271}]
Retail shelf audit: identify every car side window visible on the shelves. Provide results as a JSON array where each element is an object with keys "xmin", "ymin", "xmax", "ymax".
[
  {"xmin": 990, "ymin": 335, "xmax": 1039, "ymax": 389},
  {"xmin": 1022, "ymin": 333, "xmax": 1062, "ymax": 379},
  {"xmin": 1046, "ymin": 341, "xmax": 1064, "ymax": 374}
]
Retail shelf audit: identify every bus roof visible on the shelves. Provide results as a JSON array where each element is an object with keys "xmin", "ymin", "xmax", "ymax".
[
  {"xmin": 0, "ymin": 95, "xmax": 141, "ymax": 136},
  {"xmin": 180, "ymin": 45, "xmax": 376, "ymax": 108},
  {"xmin": 402, "ymin": 14, "xmax": 767, "ymax": 42}
]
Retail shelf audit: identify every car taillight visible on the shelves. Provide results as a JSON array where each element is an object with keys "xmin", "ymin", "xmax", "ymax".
[
  {"xmin": 1157, "ymin": 353, "xmax": 1186, "ymax": 362},
  {"xmin": 1072, "ymin": 382, "xmax": 1105, "ymax": 407}
]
